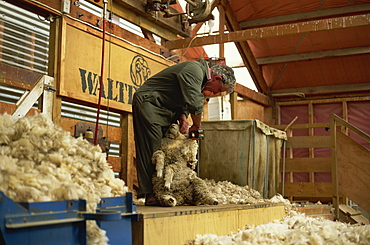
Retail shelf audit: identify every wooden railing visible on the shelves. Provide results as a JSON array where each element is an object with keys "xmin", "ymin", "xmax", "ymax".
[
  {"xmin": 274, "ymin": 123, "xmax": 333, "ymax": 202},
  {"xmin": 330, "ymin": 114, "xmax": 370, "ymax": 220},
  {"xmin": 275, "ymin": 114, "xmax": 370, "ymax": 220}
]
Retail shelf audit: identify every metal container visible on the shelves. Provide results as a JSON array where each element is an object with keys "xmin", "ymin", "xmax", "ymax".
[{"xmin": 0, "ymin": 192, "xmax": 139, "ymax": 245}]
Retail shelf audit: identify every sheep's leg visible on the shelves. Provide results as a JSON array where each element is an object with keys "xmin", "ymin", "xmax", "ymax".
[
  {"xmin": 192, "ymin": 177, "xmax": 218, "ymax": 205},
  {"xmin": 164, "ymin": 166, "xmax": 174, "ymax": 190},
  {"xmin": 152, "ymin": 150, "xmax": 165, "ymax": 178}
]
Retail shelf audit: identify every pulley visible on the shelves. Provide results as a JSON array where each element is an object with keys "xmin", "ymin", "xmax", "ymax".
[{"xmin": 186, "ymin": 0, "xmax": 211, "ymax": 22}]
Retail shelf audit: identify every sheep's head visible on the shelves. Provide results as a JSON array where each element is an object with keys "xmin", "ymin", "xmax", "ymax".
[{"xmin": 164, "ymin": 124, "xmax": 187, "ymax": 140}]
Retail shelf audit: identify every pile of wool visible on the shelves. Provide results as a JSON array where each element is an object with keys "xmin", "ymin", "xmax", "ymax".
[
  {"xmin": 0, "ymin": 113, "xmax": 128, "ymax": 244},
  {"xmin": 187, "ymin": 211, "xmax": 370, "ymax": 245},
  {"xmin": 204, "ymin": 179, "xmax": 273, "ymax": 205},
  {"xmin": 204, "ymin": 179, "xmax": 292, "ymax": 214},
  {"xmin": 185, "ymin": 180, "xmax": 370, "ymax": 244}
]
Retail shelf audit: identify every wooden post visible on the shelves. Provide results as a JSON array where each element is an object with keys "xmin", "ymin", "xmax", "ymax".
[
  {"xmin": 218, "ymin": 4, "xmax": 225, "ymax": 58},
  {"xmin": 330, "ymin": 114, "xmax": 339, "ymax": 220},
  {"xmin": 286, "ymin": 128, "xmax": 293, "ymax": 201},
  {"xmin": 308, "ymin": 103, "xmax": 314, "ymax": 183},
  {"xmin": 230, "ymin": 92, "xmax": 238, "ymax": 120},
  {"xmin": 341, "ymin": 102, "xmax": 348, "ymax": 206},
  {"xmin": 342, "ymin": 101, "xmax": 349, "ymax": 135},
  {"xmin": 202, "ymin": 98, "xmax": 209, "ymax": 121},
  {"xmin": 120, "ymin": 112, "xmax": 136, "ymax": 191},
  {"xmin": 48, "ymin": 17, "xmax": 65, "ymax": 125}
]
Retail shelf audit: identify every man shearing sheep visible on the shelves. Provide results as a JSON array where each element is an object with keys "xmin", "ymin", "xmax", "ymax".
[{"xmin": 132, "ymin": 60, "xmax": 236, "ymax": 206}]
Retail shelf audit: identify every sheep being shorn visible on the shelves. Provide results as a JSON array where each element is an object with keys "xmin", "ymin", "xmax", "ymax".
[
  {"xmin": 152, "ymin": 123, "xmax": 218, "ymax": 207},
  {"xmin": 0, "ymin": 113, "xmax": 128, "ymax": 245}
]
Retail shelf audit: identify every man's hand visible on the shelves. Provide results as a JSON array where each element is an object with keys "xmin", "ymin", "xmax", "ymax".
[{"xmin": 179, "ymin": 114, "xmax": 189, "ymax": 134}]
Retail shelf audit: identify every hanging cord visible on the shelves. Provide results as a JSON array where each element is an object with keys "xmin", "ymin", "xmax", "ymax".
[{"xmin": 94, "ymin": 0, "xmax": 108, "ymax": 146}]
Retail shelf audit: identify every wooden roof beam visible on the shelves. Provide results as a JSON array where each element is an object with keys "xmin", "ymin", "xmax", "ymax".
[
  {"xmin": 240, "ymin": 3, "xmax": 370, "ymax": 29},
  {"xmin": 271, "ymin": 83, "xmax": 370, "ymax": 96},
  {"xmin": 220, "ymin": 0, "xmax": 268, "ymax": 94},
  {"xmin": 234, "ymin": 84, "xmax": 271, "ymax": 106},
  {"xmin": 165, "ymin": 13, "xmax": 370, "ymax": 49},
  {"xmin": 232, "ymin": 42, "xmax": 267, "ymax": 93},
  {"xmin": 257, "ymin": 46, "xmax": 370, "ymax": 65},
  {"xmin": 88, "ymin": 0, "xmax": 190, "ymax": 38},
  {"xmin": 188, "ymin": 0, "xmax": 267, "ymax": 93}
]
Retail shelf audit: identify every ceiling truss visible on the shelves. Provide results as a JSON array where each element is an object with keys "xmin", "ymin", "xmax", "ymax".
[
  {"xmin": 165, "ymin": 2, "xmax": 370, "ymax": 95},
  {"xmin": 256, "ymin": 46, "xmax": 370, "ymax": 65},
  {"xmin": 239, "ymin": 3, "xmax": 370, "ymax": 29},
  {"xmin": 165, "ymin": 13, "xmax": 370, "ymax": 49}
]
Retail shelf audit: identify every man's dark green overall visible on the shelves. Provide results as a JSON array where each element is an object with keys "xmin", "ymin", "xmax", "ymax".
[{"xmin": 132, "ymin": 61, "xmax": 209, "ymax": 194}]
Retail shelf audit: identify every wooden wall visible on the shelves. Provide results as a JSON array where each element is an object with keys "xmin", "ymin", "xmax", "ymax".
[
  {"xmin": 230, "ymin": 83, "xmax": 273, "ymax": 125},
  {"xmin": 233, "ymin": 99, "xmax": 265, "ymax": 122}
]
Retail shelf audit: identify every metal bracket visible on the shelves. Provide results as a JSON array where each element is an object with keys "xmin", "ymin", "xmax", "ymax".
[{"xmin": 44, "ymin": 84, "xmax": 57, "ymax": 92}]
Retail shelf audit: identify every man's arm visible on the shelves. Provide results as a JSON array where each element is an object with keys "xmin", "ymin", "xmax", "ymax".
[{"xmin": 189, "ymin": 113, "xmax": 202, "ymax": 133}]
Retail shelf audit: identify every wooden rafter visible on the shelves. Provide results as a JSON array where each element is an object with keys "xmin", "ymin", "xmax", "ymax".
[
  {"xmin": 10, "ymin": 0, "xmax": 188, "ymax": 40},
  {"xmin": 257, "ymin": 46, "xmax": 370, "ymax": 65},
  {"xmin": 239, "ymin": 3, "xmax": 370, "ymax": 28},
  {"xmin": 165, "ymin": 13, "xmax": 370, "ymax": 49},
  {"xmin": 186, "ymin": 0, "xmax": 269, "ymax": 93},
  {"xmin": 234, "ymin": 84, "xmax": 270, "ymax": 106},
  {"xmin": 220, "ymin": 0, "xmax": 269, "ymax": 94},
  {"xmin": 88, "ymin": 0, "xmax": 190, "ymax": 38},
  {"xmin": 218, "ymin": 4, "xmax": 225, "ymax": 57},
  {"xmin": 271, "ymin": 83, "xmax": 370, "ymax": 96}
]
